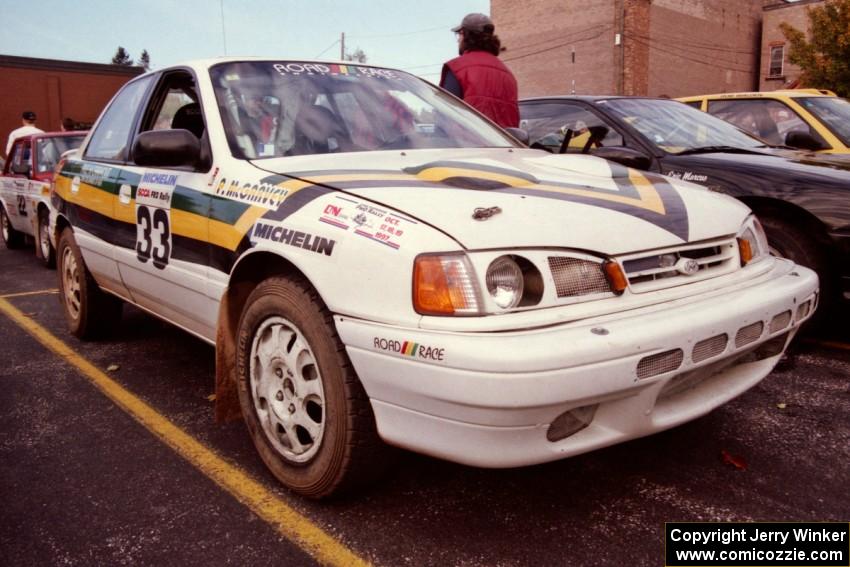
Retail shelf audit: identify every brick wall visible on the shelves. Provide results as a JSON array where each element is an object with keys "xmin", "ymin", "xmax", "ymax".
[
  {"xmin": 0, "ymin": 56, "xmax": 142, "ymax": 153},
  {"xmin": 492, "ymin": 0, "xmax": 762, "ymax": 98},
  {"xmin": 760, "ymin": 0, "xmax": 824, "ymax": 91},
  {"xmin": 492, "ymin": 0, "xmax": 618, "ymax": 97}
]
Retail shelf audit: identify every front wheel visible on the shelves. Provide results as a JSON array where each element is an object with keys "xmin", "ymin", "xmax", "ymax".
[
  {"xmin": 37, "ymin": 209, "xmax": 55, "ymax": 268},
  {"xmin": 236, "ymin": 276, "xmax": 386, "ymax": 499},
  {"xmin": 761, "ymin": 215, "xmax": 833, "ymax": 323},
  {"xmin": 56, "ymin": 228, "xmax": 122, "ymax": 338},
  {"xmin": 0, "ymin": 204, "xmax": 24, "ymax": 249}
]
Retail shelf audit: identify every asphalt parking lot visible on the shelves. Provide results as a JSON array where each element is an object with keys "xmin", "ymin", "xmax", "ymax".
[{"xmin": 1, "ymin": 242, "xmax": 848, "ymax": 566}]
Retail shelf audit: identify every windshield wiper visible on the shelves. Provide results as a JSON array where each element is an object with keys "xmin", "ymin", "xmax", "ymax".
[{"xmin": 675, "ymin": 145, "xmax": 766, "ymax": 155}]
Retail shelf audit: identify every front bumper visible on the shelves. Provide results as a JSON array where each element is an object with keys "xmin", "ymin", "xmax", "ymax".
[{"xmin": 336, "ymin": 260, "xmax": 819, "ymax": 468}]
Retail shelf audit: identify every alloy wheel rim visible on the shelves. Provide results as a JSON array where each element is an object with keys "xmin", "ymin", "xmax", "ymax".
[
  {"xmin": 39, "ymin": 218, "xmax": 51, "ymax": 258},
  {"xmin": 1, "ymin": 210, "xmax": 8, "ymax": 242},
  {"xmin": 249, "ymin": 316, "xmax": 325, "ymax": 463},
  {"xmin": 61, "ymin": 247, "xmax": 81, "ymax": 319}
]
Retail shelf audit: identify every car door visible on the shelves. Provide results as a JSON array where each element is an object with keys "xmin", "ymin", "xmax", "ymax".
[
  {"xmin": 63, "ymin": 74, "xmax": 156, "ymax": 297},
  {"xmin": 113, "ymin": 69, "xmax": 217, "ymax": 339},
  {"xmin": 2, "ymin": 139, "xmax": 34, "ymax": 234}
]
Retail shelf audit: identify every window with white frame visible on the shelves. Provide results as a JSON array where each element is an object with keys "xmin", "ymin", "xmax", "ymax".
[{"xmin": 768, "ymin": 45, "xmax": 784, "ymax": 77}]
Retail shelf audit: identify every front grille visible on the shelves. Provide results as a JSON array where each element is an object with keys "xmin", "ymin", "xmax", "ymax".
[
  {"xmin": 735, "ymin": 321, "xmax": 764, "ymax": 348},
  {"xmin": 637, "ymin": 348, "xmax": 684, "ymax": 379},
  {"xmin": 619, "ymin": 238, "xmax": 738, "ymax": 293},
  {"xmin": 692, "ymin": 334, "xmax": 728, "ymax": 363},
  {"xmin": 796, "ymin": 300, "xmax": 812, "ymax": 321},
  {"xmin": 547, "ymin": 257, "xmax": 610, "ymax": 298},
  {"xmin": 770, "ymin": 311, "xmax": 792, "ymax": 334}
]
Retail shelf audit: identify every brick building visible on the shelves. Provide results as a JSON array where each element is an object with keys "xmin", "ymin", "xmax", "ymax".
[
  {"xmin": 491, "ymin": 0, "xmax": 764, "ymax": 98},
  {"xmin": 760, "ymin": 0, "xmax": 825, "ymax": 91},
  {"xmin": 0, "ymin": 55, "xmax": 143, "ymax": 155}
]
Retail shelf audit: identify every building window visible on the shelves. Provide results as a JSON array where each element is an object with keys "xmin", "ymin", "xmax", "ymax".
[{"xmin": 769, "ymin": 45, "xmax": 784, "ymax": 77}]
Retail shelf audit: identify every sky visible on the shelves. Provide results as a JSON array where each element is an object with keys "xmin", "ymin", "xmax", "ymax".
[{"xmin": 0, "ymin": 0, "xmax": 489, "ymax": 82}]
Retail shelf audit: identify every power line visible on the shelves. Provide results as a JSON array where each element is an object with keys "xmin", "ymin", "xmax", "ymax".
[
  {"xmin": 347, "ymin": 25, "xmax": 447, "ymax": 39},
  {"xmin": 503, "ymin": 25, "xmax": 614, "ymax": 62},
  {"xmin": 314, "ymin": 39, "xmax": 340, "ymax": 59},
  {"xmin": 625, "ymin": 33, "xmax": 754, "ymax": 73}
]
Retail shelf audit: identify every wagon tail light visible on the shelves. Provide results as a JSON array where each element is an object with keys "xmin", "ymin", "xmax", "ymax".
[{"xmin": 413, "ymin": 254, "xmax": 482, "ymax": 316}]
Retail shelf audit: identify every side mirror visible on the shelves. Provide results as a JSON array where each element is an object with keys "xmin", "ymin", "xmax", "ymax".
[
  {"xmin": 11, "ymin": 163, "xmax": 31, "ymax": 177},
  {"xmin": 504, "ymin": 127, "xmax": 529, "ymax": 145},
  {"xmin": 132, "ymin": 129, "xmax": 202, "ymax": 168},
  {"xmin": 785, "ymin": 130, "xmax": 825, "ymax": 152},
  {"xmin": 592, "ymin": 146, "xmax": 652, "ymax": 170}
]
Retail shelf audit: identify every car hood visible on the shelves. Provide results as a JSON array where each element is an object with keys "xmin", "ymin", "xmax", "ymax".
[
  {"xmin": 669, "ymin": 147, "xmax": 850, "ymax": 180},
  {"xmin": 253, "ymin": 148, "xmax": 750, "ymax": 253}
]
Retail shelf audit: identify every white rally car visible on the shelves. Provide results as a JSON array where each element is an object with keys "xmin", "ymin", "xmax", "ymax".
[
  {"xmin": 1, "ymin": 131, "xmax": 86, "ymax": 266},
  {"xmin": 52, "ymin": 59, "xmax": 818, "ymax": 498}
]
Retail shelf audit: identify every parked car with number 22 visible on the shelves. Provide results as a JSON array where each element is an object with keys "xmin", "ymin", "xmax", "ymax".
[
  {"xmin": 0, "ymin": 131, "xmax": 86, "ymax": 266},
  {"xmin": 53, "ymin": 59, "xmax": 818, "ymax": 498}
]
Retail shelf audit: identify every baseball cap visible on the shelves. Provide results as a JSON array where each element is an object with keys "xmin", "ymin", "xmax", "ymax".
[
  {"xmin": 22, "ymin": 111, "xmax": 36, "ymax": 120},
  {"xmin": 452, "ymin": 13, "xmax": 494, "ymax": 33}
]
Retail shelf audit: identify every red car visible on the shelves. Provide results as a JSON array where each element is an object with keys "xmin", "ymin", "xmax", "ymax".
[{"xmin": 0, "ymin": 131, "xmax": 86, "ymax": 266}]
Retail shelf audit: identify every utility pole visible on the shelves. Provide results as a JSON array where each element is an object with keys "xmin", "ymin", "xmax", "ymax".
[{"xmin": 340, "ymin": 32, "xmax": 345, "ymax": 60}]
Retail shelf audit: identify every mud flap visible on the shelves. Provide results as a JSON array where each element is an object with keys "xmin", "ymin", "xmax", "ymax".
[{"xmin": 215, "ymin": 289, "xmax": 243, "ymax": 423}]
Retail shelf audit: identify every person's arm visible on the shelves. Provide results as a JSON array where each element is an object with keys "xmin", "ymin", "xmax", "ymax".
[{"xmin": 440, "ymin": 68, "xmax": 464, "ymax": 99}]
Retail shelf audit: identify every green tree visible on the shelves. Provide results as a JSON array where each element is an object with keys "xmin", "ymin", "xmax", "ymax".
[
  {"xmin": 111, "ymin": 46, "xmax": 133, "ymax": 66},
  {"xmin": 780, "ymin": 0, "xmax": 850, "ymax": 97},
  {"xmin": 139, "ymin": 49, "xmax": 151, "ymax": 71},
  {"xmin": 344, "ymin": 47, "xmax": 368, "ymax": 63}
]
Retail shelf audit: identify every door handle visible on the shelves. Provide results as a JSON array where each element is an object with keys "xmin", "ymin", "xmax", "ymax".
[{"xmin": 119, "ymin": 184, "xmax": 132, "ymax": 205}]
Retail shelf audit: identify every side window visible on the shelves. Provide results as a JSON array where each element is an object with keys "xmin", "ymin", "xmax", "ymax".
[
  {"xmin": 520, "ymin": 103, "xmax": 624, "ymax": 153},
  {"xmin": 683, "ymin": 100, "xmax": 703, "ymax": 110},
  {"xmin": 707, "ymin": 99, "xmax": 824, "ymax": 146},
  {"xmin": 139, "ymin": 72, "xmax": 207, "ymax": 144},
  {"xmin": 9, "ymin": 141, "xmax": 31, "ymax": 172},
  {"xmin": 86, "ymin": 76, "xmax": 154, "ymax": 161}
]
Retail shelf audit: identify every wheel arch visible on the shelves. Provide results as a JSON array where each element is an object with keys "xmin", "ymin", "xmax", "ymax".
[
  {"xmin": 214, "ymin": 249, "xmax": 322, "ymax": 423},
  {"xmin": 739, "ymin": 196, "xmax": 835, "ymax": 251}
]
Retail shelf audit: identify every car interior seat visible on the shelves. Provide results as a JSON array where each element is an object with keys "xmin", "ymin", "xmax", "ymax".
[
  {"xmin": 171, "ymin": 103, "xmax": 205, "ymax": 140},
  {"xmin": 293, "ymin": 104, "xmax": 350, "ymax": 155}
]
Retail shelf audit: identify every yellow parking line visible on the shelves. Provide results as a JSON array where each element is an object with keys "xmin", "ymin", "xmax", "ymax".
[
  {"xmin": 0, "ymin": 288, "xmax": 59, "ymax": 299},
  {"xmin": 0, "ymin": 297, "xmax": 370, "ymax": 567}
]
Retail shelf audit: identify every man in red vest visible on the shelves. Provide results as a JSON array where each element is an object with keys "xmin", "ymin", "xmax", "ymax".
[{"xmin": 440, "ymin": 13, "xmax": 519, "ymax": 128}]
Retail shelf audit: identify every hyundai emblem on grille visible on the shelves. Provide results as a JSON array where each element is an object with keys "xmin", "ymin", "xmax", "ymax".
[{"xmin": 676, "ymin": 258, "xmax": 700, "ymax": 276}]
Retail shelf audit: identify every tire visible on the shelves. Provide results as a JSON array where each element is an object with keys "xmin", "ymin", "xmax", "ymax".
[
  {"xmin": 236, "ymin": 276, "xmax": 386, "ymax": 499},
  {"xmin": 56, "ymin": 228, "xmax": 122, "ymax": 339},
  {"xmin": 0, "ymin": 204, "xmax": 24, "ymax": 249},
  {"xmin": 37, "ymin": 208, "xmax": 56, "ymax": 268},
  {"xmin": 761, "ymin": 215, "xmax": 833, "ymax": 323}
]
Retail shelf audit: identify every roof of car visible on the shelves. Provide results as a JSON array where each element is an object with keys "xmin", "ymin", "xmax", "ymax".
[
  {"xmin": 520, "ymin": 95, "xmax": 674, "ymax": 104},
  {"xmin": 158, "ymin": 57, "xmax": 405, "ymax": 74},
  {"xmin": 678, "ymin": 89, "xmax": 836, "ymax": 101}
]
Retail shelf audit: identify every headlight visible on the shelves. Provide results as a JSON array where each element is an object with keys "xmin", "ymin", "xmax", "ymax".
[
  {"xmin": 413, "ymin": 254, "xmax": 482, "ymax": 316},
  {"xmin": 737, "ymin": 215, "xmax": 769, "ymax": 266},
  {"xmin": 486, "ymin": 255, "xmax": 524, "ymax": 309}
]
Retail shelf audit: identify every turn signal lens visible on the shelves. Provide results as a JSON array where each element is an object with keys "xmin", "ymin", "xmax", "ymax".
[
  {"xmin": 737, "ymin": 215, "xmax": 769, "ymax": 266},
  {"xmin": 603, "ymin": 260, "xmax": 628, "ymax": 294},
  {"xmin": 413, "ymin": 254, "xmax": 482, "ymax": 316},
  {"xmin": 738, "ymin": 237, "xmax": 754, "ymax": 265}
]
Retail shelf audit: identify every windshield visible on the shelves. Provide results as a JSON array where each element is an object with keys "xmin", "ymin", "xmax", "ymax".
[
  {"xmin": 36, "ymin": 135, "xmax": 86, "ymax": 173},
  {"xmin": 209, "ymin": 61, "xmax": 517, "ymax": 159},
  {"xmin": 599, "ymin": 98, "xmax": 765, "ymax": 154},
  {"xmin": 797, "ymin": 97, "xmax": 850, "ymax": 147}
]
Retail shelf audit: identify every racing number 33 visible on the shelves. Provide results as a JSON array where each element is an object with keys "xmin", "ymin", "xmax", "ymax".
[{"xmin": 136, "ymin": 205, "xmax": 171, "ymax": 269}]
